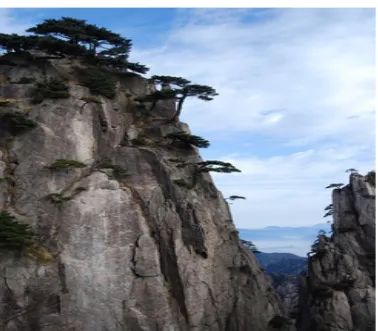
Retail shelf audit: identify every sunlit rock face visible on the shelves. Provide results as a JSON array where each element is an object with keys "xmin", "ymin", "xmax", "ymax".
[{"xmin": 0, "ymin": 54, "xmax": 288, "ymax": 331}]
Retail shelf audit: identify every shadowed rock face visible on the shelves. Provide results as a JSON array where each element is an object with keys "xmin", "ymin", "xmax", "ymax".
[
  {"xmin": 297, "ymin": 173, "xmax": 376, "ymax": 331},
  {"xmin": 0, "ymin": 54, "xmax": 288, "ymax": 331}
]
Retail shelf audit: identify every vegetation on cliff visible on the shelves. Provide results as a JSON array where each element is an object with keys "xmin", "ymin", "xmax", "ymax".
[
  {"xmin": 0, "ymin": 211, "xmax": 35, "ymax": 250},
  {"xmin": 0, "ymin": 17, "xmax": 148, "ymax": 74}
]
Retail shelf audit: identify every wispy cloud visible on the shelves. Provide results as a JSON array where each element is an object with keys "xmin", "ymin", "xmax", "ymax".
[
  {"xmin": 130, "ymin": 8, "xmax": 375, "ymax": 228},
  {"xmin": 0, "ymin": 8, "xmax": 35, "ymax": 34}
]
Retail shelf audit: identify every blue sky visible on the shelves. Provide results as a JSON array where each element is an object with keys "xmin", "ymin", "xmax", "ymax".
[{"xmin": 1, "ymin": 8, "xmax": 376, "ymax": 230}]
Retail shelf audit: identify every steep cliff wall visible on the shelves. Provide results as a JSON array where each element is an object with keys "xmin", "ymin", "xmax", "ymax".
[
  {"xmin": 297, "ymin": 173, "xmax": 376, "ymax": 331},
  {"xmin": 0, "ymin": 53, "xmax": 288, "ymax": 331}
]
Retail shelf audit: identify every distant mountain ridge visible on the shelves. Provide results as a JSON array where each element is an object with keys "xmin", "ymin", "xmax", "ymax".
[{"xmin": 238, "ymin": 223, "xmax": 331, "ymax": 256}]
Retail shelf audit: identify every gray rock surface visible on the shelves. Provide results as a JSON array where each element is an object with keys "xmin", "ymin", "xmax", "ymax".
[
  {"xmin": 0, "ymin": 55, "xmax": 289, "ymax": 331},
  {"xmin": 297, "ymin": 173, "xmax": 375, "ymax": 331}
]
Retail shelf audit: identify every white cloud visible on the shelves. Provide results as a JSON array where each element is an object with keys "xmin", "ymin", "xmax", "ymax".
[
  {"xmin": 212, "ymin": 144, "xmax": 374, "ymax": 228},
  {"xmin": 131, "ymin": 8, "xmax": 375, "ymax": 145},
  {"xmin": 0, "ymin": 8, "xmax": 32, "ymax": 34},
  {"xmin": 129, "ymin": 8, "xmax": 375, "ymax": 229}
]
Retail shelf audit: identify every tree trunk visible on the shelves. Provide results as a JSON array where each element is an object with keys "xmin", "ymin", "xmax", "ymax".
[{"xmin": 170, "ymin": 94, "xmax": 187, "ymax": 121}]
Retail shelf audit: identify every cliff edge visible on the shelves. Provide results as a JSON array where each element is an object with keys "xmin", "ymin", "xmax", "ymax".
[
  {"xmin": 297, "ymin": 172, "xmax": 376, "ymax": 331},
  {"xmin": 0, "ymin": 52, "xmax": 288, "ymax": 331}
]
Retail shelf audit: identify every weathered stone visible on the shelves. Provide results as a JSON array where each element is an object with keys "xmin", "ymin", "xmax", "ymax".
[
  {"xmin": 133, "ymin": 234, "xmax": 160, "ymax": 277},
  {"xmin": 297, "ymin": 173, "xmax": 376, "ymax": 331},
  {"xmin": 0, "ymin": 55, "xmax": 288, "ymax": 331}
]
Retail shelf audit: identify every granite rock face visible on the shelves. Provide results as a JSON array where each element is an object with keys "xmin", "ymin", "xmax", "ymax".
[
  {"xmin": 297, "ymin": 173, "xmax": 376, "ymax": 331},
  {"xmin": 0, "ymin": 54, "xmax": 288, "ymax": 331}
]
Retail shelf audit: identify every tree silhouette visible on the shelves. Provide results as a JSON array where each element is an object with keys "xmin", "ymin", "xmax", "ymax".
[
  {"xmin": 240, "ymin": 239, "xmax": 261, "ymax": 253},
  {"xmin": 345, "ymin": 168, "xmax": 358, "ymax": 174},
  {"xmin": 27, "ymin": 17, "xmax": 132, "ymax": 54},
  {"xmin": 165, "ymin": 132, "xmax": 210, "ymax": 148},
  {"xmin": 225, "ymin": 195, "xmax": 246, "ymax": 201},
  {"xmin": 323, "ymin": 211, "xmax": 333, "ymax": 218},
  {"xmin": 195, "ymin": 160, "xmax": 241, "ymax": 174},
  {"xmin": 0, "ymin": 17, "xmax": 148, "ymax": 74},
  {"xmin": 176, "ymin": 160, "xmax": 241, "ymax": 187},
  {"xmin": 325, "ymin": 183, "xmax": 344, "ymax": 189},
  {"xmin": 148, "ymin": 75, "xmax": 218, "ymax": 121},
  {"xmin": 0, "ymin": 211, "xmax": 35, "ymax": 250}
]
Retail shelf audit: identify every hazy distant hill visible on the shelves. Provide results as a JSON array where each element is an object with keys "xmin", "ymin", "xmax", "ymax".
[{"xmin": 238, "ymin": 223, "xmax": 331, "ymax": 256}]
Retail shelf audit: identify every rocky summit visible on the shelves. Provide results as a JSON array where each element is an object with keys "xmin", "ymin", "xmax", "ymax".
[{"xmin": 297, "ymin": 172, "xmax": 376, "ymax": 331}]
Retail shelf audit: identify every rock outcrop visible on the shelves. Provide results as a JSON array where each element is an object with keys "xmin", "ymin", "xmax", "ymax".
[
  {"xmin": 297, "ymin": 172, "xmax": 376, "ymax": 331},
  {"xmin": 0, "ymin": 53, "xmax": 289, "ymax": 331}
]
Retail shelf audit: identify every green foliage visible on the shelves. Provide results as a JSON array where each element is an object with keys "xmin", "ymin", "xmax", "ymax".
[
  {"xmin": 166, "ymin": 132, "xmax": 210, "ymax": 148},
  {"xmin": 175, "ymin": 160, "xmax": 241, "ymax": 189},
  {"xmin": 48, "ymin": 159, "xmax": 87, "ymax": 170},
  {"xmin": 33, "ymin": 78, "xmax": 70, "ymax": 103},
  {"xmin": 323, "ymin": 210, "xmax": 333, "ymax": 218},
  {"xmin": 1, "ymin": 17, "xmax": 148, "ymax": 73},
  {"xmin": 79, "ymin": 69, "xmax": 117, "ymax": 99},
  {"xmin": 240, "ymin": 239, "xmax": 261, "ymax": 253},
  {"xmin": 0, "ymin": 211, "xmax": 35, "ymax": 250},
  {"xmin": 136, "ymin": 90, "xmax": 177, "ymax": 103},
  {"xmin": 196, "ymin": 160, "xmax": 241, "ymax": 174},
  {"xmin": 0, "ymin": 110, "xmax": 37, "ymax": 135},
  {"xmin": 173, "ymin": 178, "xmax": 193, "ymax": 189},
  {"xmin": 0, "ymin": 33, "xmax": 87, "ymax": 58},
  {"xmin": 151, "ymin": 75, "xmax": 190, "ymax": 87},
  {"xmin": 310, "ymin": 230, "xmax": 329, "ymax": 256},
  {"xmin": 80, "ymin": 96, "xmax": 102, "ymax": 104},
  {"xmin": 97, "ymin": 160, "xmax": 128, "ymax": 180},
  {"xmin": 125, "ymin": 62, "xmax": 149, "ymax": 74},
  {"xmin": 225, "ymin": 195, "xmax": 246, "ymax": 201},
  {"xmin": 27, "ymin": 17, "xmax": 132, "ymax": 55},
  {"xmin": 146, "ymin": 75, "xmax": 218, "ymax": 120},
  {"xmin": 325, "ymin": 183, "xmax": 344, "ymax": 189}
]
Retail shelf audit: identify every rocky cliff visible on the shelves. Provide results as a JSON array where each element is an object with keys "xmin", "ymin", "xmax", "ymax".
[
  {"xmin": 0, "ymin": 53, "xmax": 289, "ymax": 331},
  {"xmin": 297, "ymin": 172, "xmax": 376, "ymax": 331}
]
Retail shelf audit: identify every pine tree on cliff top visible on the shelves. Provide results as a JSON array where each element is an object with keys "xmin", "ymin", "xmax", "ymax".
[
  {"xmin": 0, "ymin": 17, "xmax": 148, "ymax": 74},
  {"xmin": 149, "ymin": 75, "xmax": 218, "ymax": 121}
]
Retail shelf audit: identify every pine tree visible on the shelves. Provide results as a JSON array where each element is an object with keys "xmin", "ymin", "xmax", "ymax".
[
  {"xmin": 165, "ymin": 132, "xmax": 210, "ymax": 148},
  {"xmin": 225, "ymin": 195, "xmax": 246, "ymax": 201},
  {"xmin": 149, "ymin": 75, "xmax": 218, "ymax": 120},
  {"xmin": 240, "ymin": 239, "xmax": 261, "ymax": 253},
  {"xmin": 0, "ymin": 211, "xmax": 35, "ymax": 250},
  {"xmin": 325, "ymin": 183, "xmax": 344, "ymax": 189}
]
